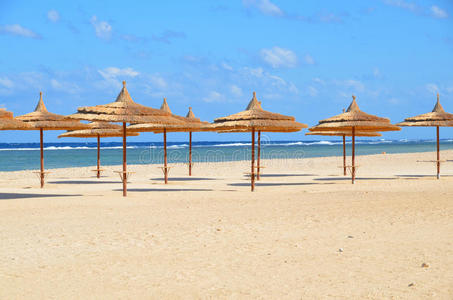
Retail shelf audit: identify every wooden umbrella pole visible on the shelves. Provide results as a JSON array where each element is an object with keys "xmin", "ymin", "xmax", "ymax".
[
  {"xmin": 343, "ymin": 134, "xmax": 346, "ymax": 176},
  {"xmin": 122, "ymin": 122, "xmax": 127, "ymax": 197},
  {"xmin": 189, "ymin": 131, "xmax": 192, "ymax": 176},
  {"xmin": 251, "ymin": 128, "xmax": 255, "ymax": 192},
  {"xmin": 97, "ymin": 134, "xmax": 101, "ymax": 178},
  {"xmin": 437, "ymin": 126, "xmax": 440, "ymax": 179},
  {"xmin": 257, "ymin": 131, "xmax": 261, "ymax": 180},
  {"xmin": 40, "ymin": 128, "xmax": 44, "ymax": 188},
  {"xmin": 352, "ymin": 127, "xmax": 356, "ymax": 184},
  {"xmin": 164, "ymin": 128, "xmax": 168, "ymax": 184}
]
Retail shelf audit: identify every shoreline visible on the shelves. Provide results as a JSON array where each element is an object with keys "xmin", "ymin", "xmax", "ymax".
[{"xmin": 0, "ymin": 149, "xmax": 453, "ymax": 173}]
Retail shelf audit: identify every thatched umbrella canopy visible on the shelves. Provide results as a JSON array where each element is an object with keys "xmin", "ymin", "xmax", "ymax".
[
  {"xmin": 69, "ymin": 81, "xmax": 183, "ymax": 196},
  {"xmin": 397, "ymin": 93, "xmax": 453, "ymax": 179},
  {"xmin": 212, "ymin": 92, "xmax": 308, "ymax": 191},
  {"xmin": 128, "ymin": 99, "xmax": 212, "ymax": 180},
  {"xmin": 306, "ymin": 130, "xmax": 381, "ymax": 176},
  {"xmin": 58, "ymin": 122, "xmax": 139, "ymax": 178},
  {"xmin": 0, "ymin": 108, "xmax": 31, "ymax": 171},
  {"xmin": 0, "ymin": 108, "xmax": 31, "ymax": 130},
  {"xmin": 16, "ymin": 92, "xmax": 89, "ymax": 188},
  {"xmin": 309, "ymin": 95, "xmax": 400, "ymax": 184}
]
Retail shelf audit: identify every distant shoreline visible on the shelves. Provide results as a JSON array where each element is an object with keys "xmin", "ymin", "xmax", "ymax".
[{"xmin": 0, "ymin": 149, "xmax": 451, "ymax": 173}]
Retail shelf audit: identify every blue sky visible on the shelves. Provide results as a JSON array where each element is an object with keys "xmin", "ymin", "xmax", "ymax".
[{"xmin": 0, "ymin": 0, "xmax": 452, "ymax": 142}]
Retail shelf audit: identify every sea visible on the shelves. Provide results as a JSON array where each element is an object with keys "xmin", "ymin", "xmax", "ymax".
[{"xmin": 0, "ymin": 139, "xmax": 452, "ymax": 172}]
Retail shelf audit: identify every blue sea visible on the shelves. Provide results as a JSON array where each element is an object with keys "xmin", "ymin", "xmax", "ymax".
[{"xmin": 0, "ymin": 139, "xmax": 452, "ymax": 172}]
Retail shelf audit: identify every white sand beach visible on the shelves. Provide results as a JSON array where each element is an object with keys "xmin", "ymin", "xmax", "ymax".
[{"xmin": 0, "ymin": 151, "xmax": 452, "ymax": 299}]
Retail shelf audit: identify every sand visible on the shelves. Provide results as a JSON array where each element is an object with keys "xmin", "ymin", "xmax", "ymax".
[{"xmin": 0, "ymin": 151, "xmax": 452, "ymax": 299}]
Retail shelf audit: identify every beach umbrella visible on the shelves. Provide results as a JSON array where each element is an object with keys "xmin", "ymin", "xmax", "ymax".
[
  {"xmin": 0, "ymin": 108, "xmax": 31, "ymax": 130},
  {"xmin": 128, "ymin": 99, "xmax": 212, "ymax": 182},
  {"xmin": 0, "ymin": 108, "xmax": 31, "ymax": 170},
  {"xmin": 212, "ymin": 92, "xmax": 308, "ymax": 191},
  {"xmin": 58, "ymin": 122, "xmax": 139, "ymax": 178},
  {"xmin": 69, "ymin": 81, "xmax": 184, "ymax": 196},
  {"xmin": 397, "ymin": 93, "xmax": 453, "ymax": 179},
  {"xmin": 16, "ymin": 92, "xmax": 90, "ymax": 188},
  {"xmin": 309, "ymin": 95, "xmax": 400, "ymax": 184},
  {"xmin": 306, "ymin": 130, "xmax": 381, "ymax": 176}
]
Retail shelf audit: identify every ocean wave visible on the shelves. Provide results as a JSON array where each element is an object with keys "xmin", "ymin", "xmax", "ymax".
[
  {"xmin": 46, "ymin": 146, "xmax": 92, "ymax": 150},
  {"xmin": 303, "ymin": 141, "xmax": 340, "ymax": 146},
  {"xmin": 209, "ymin": 143, "xmax": 251, "ymax": 147},
  {"xmin": 0, "ymin": 146, "xmax": 139, "ymax": 151},
  {"xmin": 1, "ymin": 139, "xmax": 452, "ymax": 151},
  {"xmin": 271, "ymin": 141, "xmax": 305, "ymax": 146},
  {"xmin": 168, "ymin": 144, "xmax": 188, "ymax": 149}
]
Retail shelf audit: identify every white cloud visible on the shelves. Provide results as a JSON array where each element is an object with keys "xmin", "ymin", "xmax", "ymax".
[
  {"xmin": 221, "ymin": 62, "xmax": 233, "ymax": 71},
  {"xmin": 388, "ymin": 97, "xmax": 400, "ymax": 105},
  {"xmin": 243, "ymin": 0, "xmax": 283, "ymax": 16},
  {"xmin": 344, "ymin": 79, "xmax": 365, "ymax": 92},
  {"xmin": 50, "ymin": 79, "xmax": 80, "ymax": 94},
  {"xmin": 0, "ymin": 77, "xmax": 14, "ymax": 89},
  {"xmin": 267, "ymin": 74, "xmax": 287, "ymax": 86},
  {"xmin": 334, "ymin": 79, "xmax": 365, "ymax": 93},
  {"xmin": 240, "ymin": 67, "xmax": 299, "ymax": 96},
  {"xmin": 0, "ymin": 76, "xmax": 14, "ymax": 96},
  {"xmin": 20, "ymin": 72, "xmax": 46, "ymax": 90},
  {"xmin": 230, "ymin": 85, "xmax": 243, "ymax": 97},
  {"xmin": 260, "ymin": 46, "xmax": 298, "ymax": 68},
  {"xmin": 307, "ymin": 86, "xmax": 318, "ymax": 97},
  {"xmin": 304, "ymin": 54, "xmax": 315, "ymax": 65},
  {"xmin": 149, "ymin": 75, "xmax": 167, "ymax": 89},
  {"xmin": 47, "ymin": 10, "xmax": 60, "ymax": 22},
  {"xmin": 90, "ymin": 16, "xmax": 112, "ymax": 40},
  {"xmin": 50, "ymin": 79, "xmax": 61, "ymax": 89},
  {"xmin": 152, "ymin": 30, "xmax": 186, "ymax": 44},
  {"xmin": 312, "ymin": 78, "xmax": 325, "ymax": 85},
  {"xmin": 246, "ymin": 67, "xmax": 265, "ymax": 77},
  {"xmin": 98, "ymin": 67, "xmax": 139, "ymax": 79},
  {"xmin": 288, "ymin": 82, "xmax": 299, "ymax": 94},
  {"xmin": 0, "ymin": 24, "xmax": 40, "ymax": 39},
  {"xmin": 318, "ymin": 13, "xmax": 343, "ymax": 23},
  {"xmin": 384, "ymin": 0, "xmax": 418, "ymax": 12},
  {"xmin": 384, "ymin": 1, "xmax": 448, "ymax": 19},
  {"xmin": 373, "ymin": 68, "xmax": 381, "ymax": 78},
  {"xmin": 430, "ymin": 6, "xmax": 448, "ymax": 19},
  {"xmin": 203, "ymin": 91, "xmax": 224, "ymax": 103},
  {"xmin": 426, "ymin": 83, "xmax": 439, "ymax": 94}
]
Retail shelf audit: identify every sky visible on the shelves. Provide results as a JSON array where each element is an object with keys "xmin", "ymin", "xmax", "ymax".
[{"xmin": 0, "ymin": 0, "xmax": 452, "ymax": 143}]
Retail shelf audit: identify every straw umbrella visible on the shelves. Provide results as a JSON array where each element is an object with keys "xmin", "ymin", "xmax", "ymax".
[
  {"xmin": 183, "ymin": 107, "xmax": 212, "ymax": 176},
  {"xmin": 128, "ymin": 99, "xmax": 212, "ymax": 182},
  {"xmin": 212, "ymin": 92, "xmax": 308, "ymax": 191},
  {"xmin": 0, "ymin": 108, "xmax": 31, "ymax": 130},
  {"xmin": 69, "ymin": 81, "xmax": 184, "ymax": 196},
  {"xmin": 309, "ymin": 95, "xmax": 400, "ymax": 184},
  {"xmin": 16, "ymin": 92, "xmax": 90, "ymax": 188},
  {"xmin": 0, "ymin": 108, "xmax": 31, "ymax": 171},
  {"xmin": 58, "ymin": 122, "xmax": 139, "ymax": 178},
  {"xmin": 397, "ymin": 93, "xmax": 453, "ymax": 179},
  {"xmin": 306, "ymin": 130, "xmax": 381, "ymax": 176}
]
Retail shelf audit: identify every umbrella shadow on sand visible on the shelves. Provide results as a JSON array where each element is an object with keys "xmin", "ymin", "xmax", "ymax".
[
  {"xmin": 244, "ymin": 174, "xmax": 317, "ymax": 178},
  {"xmin": 228, "ymin": 182, "xmax": 323, "ymax": 187},
  {"xmin": 0, "ymin": 193, "xmax": 82, "ymax": 200},
  {"xmin": 395, "ymin": 174, "xmax": 453, "ymax": 179},
  {"xmin": 314, "ymin": 177, "xmax": 397, "ymax": 181},
  {"xmin": 113, "ymin": 188, "xmax": 213, "ymax": 192},
  {"xmin": 48, "ymin": 180, "xmax": 120, "ymax": 184},
  {"xmin": 149, "ymin": 177, "xmax": 216, "ymax": 181}
]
